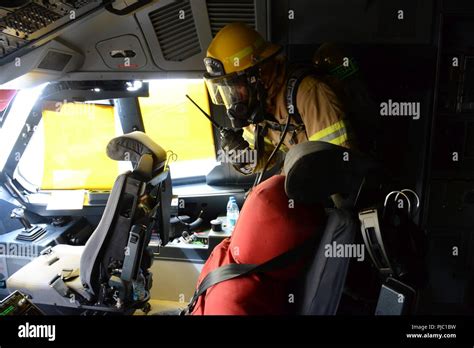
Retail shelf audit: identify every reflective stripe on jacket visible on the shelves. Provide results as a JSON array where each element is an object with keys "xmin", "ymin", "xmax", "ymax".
[{"xmin": 245, "ymin": 75, "xmax": 352, "ymax": 151}]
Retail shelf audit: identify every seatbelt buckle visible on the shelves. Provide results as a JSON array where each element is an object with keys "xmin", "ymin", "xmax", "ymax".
[{"xmin": 183, "ymin": 291, "xmax": 199, "ymax": 315}]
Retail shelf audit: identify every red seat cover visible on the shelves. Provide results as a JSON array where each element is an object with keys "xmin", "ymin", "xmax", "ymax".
[{"xmin": 192, "ymin": 175, "xmax": 325, "ymax": 315}]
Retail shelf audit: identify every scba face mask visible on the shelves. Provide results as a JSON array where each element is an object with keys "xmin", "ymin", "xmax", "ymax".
[
  {"xmin": 204, "ymin": 58, "xmax": 263, "ymax": 129},
  {"xmin": 220, "ymin": 74, "xmax": 257, "ymax": 129}
]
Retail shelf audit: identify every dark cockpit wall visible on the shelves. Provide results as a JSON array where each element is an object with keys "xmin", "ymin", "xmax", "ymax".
[
  {"xmin": 271, "ymin": 0, "xmax": 472, "ymax": 315},
  {"xmin": 271, "ymin": 0, "xmax": 437, "ymax": 219},
  {"xmin": 424, "ymin": 0, "xmax": 474, "ymax": 314}
]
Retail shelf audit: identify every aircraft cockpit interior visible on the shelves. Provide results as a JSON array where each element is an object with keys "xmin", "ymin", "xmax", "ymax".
[{"xmin": 0, "ymin": 0, "xmax": 472, "ymax": 345}]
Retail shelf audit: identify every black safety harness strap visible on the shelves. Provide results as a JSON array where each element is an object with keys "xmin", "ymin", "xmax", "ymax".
[
  {"xmin": 287, "ymin": 64, "xmax": 324, "ymax": 124},
  {"xmin": 254, "ymin": 123, "xmax": 265, "ymax": 165},
  {"xmin": 181, "ymin": 232, "xmax": 321, "ymax": 315}
]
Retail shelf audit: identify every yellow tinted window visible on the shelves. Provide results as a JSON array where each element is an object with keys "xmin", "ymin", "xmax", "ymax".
[
  {"xmin": 41, "ymin": 103, "xmax": 119, "ymax": 190},
  {"xmin": 139, "ymin": 79, "xmax": 215, "ymax": 163}
]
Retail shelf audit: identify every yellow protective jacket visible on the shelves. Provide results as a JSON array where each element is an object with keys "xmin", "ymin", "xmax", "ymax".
[{"xmin": 242, "ymin": 70, "xmax": 353, "ymax": 173}]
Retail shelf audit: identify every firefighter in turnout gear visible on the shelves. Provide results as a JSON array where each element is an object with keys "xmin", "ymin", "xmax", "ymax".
[{"xmin": 203, "ymin": 22, "xmax": 354, "ymax": 176}]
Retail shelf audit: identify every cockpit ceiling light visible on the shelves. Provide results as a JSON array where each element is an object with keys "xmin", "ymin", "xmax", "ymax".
[{"xmin": 126, "ymin": 81, "xmax": 143, "ymax": 92}]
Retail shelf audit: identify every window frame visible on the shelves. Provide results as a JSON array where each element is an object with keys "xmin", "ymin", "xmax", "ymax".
[{"xmin": 0, "ymin": 89, "xmax": 45, "ymax": 180}]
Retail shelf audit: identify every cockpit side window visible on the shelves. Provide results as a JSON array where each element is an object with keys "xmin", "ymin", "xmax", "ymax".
[{"xmin": 16, "ymin": 101, "xmax": 121, "ymax": 191}]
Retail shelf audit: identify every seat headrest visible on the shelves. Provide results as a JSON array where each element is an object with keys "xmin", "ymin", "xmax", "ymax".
[
  {"xmin": 284, "ymin": 141, "xmax": 377, "ymax": 205},
  {"xmin": 106, "ymin": 131, "xmax": 167, "ymax": 174}
]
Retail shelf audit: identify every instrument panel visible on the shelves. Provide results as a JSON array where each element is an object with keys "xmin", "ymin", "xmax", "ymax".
[{"xmin": 0, "ymin": 0, "xmax": 100, "ymax": 58}]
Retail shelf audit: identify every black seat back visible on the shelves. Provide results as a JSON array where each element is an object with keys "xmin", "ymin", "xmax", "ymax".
[{"xmin": 283, "ymin": 141, "xmax": 377, "ymax": 315}]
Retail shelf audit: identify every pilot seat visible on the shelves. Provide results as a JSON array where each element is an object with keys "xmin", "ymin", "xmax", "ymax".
[
  {"xmin": 184, "ymin": 141, "xmax": 379, "ymax": 315},
  {"xmin": 7, "ymin": 131, "xmax": 172, "ymax": 315}
]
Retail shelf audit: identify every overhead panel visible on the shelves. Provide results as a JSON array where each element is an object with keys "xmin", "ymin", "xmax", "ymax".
[
  {"xmin": 0, "ymin": 1, "xmax": 103, "ymax": 62},
  {"xmin": 1, "ymin": 3, "xmax": 62, "ymax": 40}
]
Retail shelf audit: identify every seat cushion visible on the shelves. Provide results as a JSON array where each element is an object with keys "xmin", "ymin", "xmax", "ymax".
[{"xmin": 7, "ymin": 244, "xmax": 90, "ymax": 307}]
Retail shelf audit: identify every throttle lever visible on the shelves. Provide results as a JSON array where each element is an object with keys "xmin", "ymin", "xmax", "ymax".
[{"xmin": 10, "ymin": 207, "xmax": 32, "ymax": 230}]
